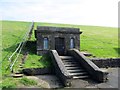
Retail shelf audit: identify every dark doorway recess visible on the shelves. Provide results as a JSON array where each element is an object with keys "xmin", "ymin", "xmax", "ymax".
[{"xmin": 55, "ymin": 37, "xmax": 65, "ymax": 55}]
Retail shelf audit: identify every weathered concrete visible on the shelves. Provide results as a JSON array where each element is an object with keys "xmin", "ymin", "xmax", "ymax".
[
  {"xmin": 67, "ymin": 49, "xmax": 108, "ymax": 82},
  {"xmin": 37, "ymin": 26, "xmax": 80, "ymax": 33},
  {"xmin": 60, "ymin": 55, "xmax": 90, "ymax": 80},
  {"xmin": 90, "ymin": 58, "xmax": 120, "ymax": 68},
  {"xmin": 86, "ymin": 68, "xmax": 119, "ymax": 89},
  {"xmin": 26, "ymin": 75, "xmax": 64, "ymax": 88},
  {"xmin": 50, "ymin": 50, "xmax": 72, "ymax": 86},
  {"xmin": 35, "ymin": 26, "xmax": 82, "ymax": 55},
  {"xmin": 24, "ymin": 68, "xmax": 119, "ymax": 89},
  {"xmin": 22, "ymin": 68, "xmax": 53, "ymax": 75}
]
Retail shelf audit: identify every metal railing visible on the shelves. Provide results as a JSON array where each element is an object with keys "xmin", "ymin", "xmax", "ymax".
[{"xmin": 8, "ymin": 21, "xmax": 34, "ymax": 71}]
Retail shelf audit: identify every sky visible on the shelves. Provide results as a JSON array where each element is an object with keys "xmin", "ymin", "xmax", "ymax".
[{"xmin": 0, "ymin": 0, "xmax": 120, "ymax": 27}]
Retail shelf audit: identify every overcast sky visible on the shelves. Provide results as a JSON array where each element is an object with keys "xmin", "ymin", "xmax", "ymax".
[{"xmin": 0, "ymin": 0, "xmax": 119, "ymax": 27}]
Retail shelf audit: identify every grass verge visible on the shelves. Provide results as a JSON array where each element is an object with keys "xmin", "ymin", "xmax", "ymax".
[{"xmin": 19, "ymin": 77, "xmax": 37, "ymax": 86}]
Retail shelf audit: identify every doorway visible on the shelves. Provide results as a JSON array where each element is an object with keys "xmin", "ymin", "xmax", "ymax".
[{"xmin": 55, "ymin": 37, "xmax": 65, "ymax": 55}]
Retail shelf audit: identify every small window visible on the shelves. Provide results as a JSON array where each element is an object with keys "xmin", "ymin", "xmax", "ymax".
[
  {"xmin": 43, "ymin": 38, "xmax": 48, "ymax": 49},
  {"xmin": 70, "ymin": 38, "xmax": 75, "ymax": 49}
]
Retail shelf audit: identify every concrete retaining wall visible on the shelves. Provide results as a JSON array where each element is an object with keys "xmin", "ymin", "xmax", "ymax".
[
  {"xmin": 90, "ymin": 58, "xmax": 120, "ymax": 68},
  {"xmin": 22, "ymin": 68, "xmax": 53, "ymax": 75}
]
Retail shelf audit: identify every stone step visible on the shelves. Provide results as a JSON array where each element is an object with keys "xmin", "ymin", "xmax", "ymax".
[
  {"xmin": 66, "ymin": 66, "xmax": 82, "ymax": 70},
  {"xmin": 60, "ymin": 55, "xmax": 90, "ymax": 80},
  {"xmin": 69, "ymin": 72, "xmax": 88, "ymax": 76},
  {"xmin": 62, "ymin": 59, "xmax": 74, "ymax": 62},
  {"xmin": 67, "ymin": 69, "xmax": 85, "ymax": 73},
  {"xmin": 64, "ymin": 62, "xmax": 78, "ymax": 65},
  {"xmin": 12, "ymin": 74, "xmax": 23, "ymax": 78},
  {"xmin": 65, "ymin": 64, "xmax": 82, "ymax": 69},
  {"xmin": 64, "ymin": 64, "xmax": 81, "ymax": 67},
  {"xmin": 63, "ymin": 61, "xmax": 75, "ymax": 63},
  {"xmin": 60, "ymin": 56, "xmax": 74, "ymax": 60},
  {"xmin": 63, "ymin": 62, "xmax": 81, "ymax": 66},
  {"xmin": 73, "ymin": 75, "xmax": 89, "ymax": 79}
]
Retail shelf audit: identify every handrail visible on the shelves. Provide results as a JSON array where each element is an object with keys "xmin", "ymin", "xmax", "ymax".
[
  {"xmin": 68, "ymin": 49, "xmax": 108, "ymax": 82},
  {"xmin": 50, "ymin": 50, "xmax": 72, "ymax": 86},
  {"xmin": 50, "ymin": 50, "xmax": 70, "ymax": 77},
  {"xmin": 9, "ymin": 21, "xmax": 34, "ymax": 71}
]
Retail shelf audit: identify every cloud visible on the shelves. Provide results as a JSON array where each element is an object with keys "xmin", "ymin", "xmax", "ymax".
[{"xmin": 0, "ymin": 0, "xmax": 119, "ymax": 27}]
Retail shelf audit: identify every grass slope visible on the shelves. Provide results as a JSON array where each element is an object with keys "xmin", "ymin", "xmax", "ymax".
[
  {"xmin": 35, "ymin": 22, "xmax": 118, "ymax": 58},
  {"xmin": 2, "ymin": 21, "xmax": 51, "ymax": 74},
  {"xmin": 2, "ymin": 20, "xmax": 118, "ymax": 68},
  {"xmin": 1, "ymin": 20, "xmax": 118, "ymax": 87}
]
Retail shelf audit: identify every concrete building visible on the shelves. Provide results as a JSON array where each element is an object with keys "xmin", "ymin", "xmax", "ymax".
[{"xmin": 35, "ymin": 26, "xmax": 82, "ymax": 55}]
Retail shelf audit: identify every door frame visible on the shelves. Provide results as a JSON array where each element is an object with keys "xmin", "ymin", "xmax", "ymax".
[{"xmin": 55, "ymin": 37, "xmax": 65, "ymax": 55}]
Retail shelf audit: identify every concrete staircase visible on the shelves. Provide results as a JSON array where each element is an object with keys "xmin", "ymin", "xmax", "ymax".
[
  {"xmin": 60, "ymin": 56, "xmax": 89, "ymax": 79},
  {"xmin": 50, "ymin": 50, "xmax": 108, "ymax": 87}
]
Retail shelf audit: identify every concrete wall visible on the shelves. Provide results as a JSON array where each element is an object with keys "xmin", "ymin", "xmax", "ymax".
[
  {"xmin": 36, "ymin": 32, "xmax": 80, "ymax": 55},
  {"xmin": 22, "ymin": 68, "xmax": 53, "ymax": 75},
  {"xmin": 90, "ymin": 58, "xmax": 120, "ymax": 68}
]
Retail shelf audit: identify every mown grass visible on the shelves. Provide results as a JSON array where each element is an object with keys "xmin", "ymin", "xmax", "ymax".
[
  {"xmin": 19, "ymin": 77, "xmax": 37, "ymax": 86},
  {"xmin": 2, "ymin": 20, "xmax": 118, "ymax": 71},
  {"xmin": 0, "ymin": 77, "xmax": 37, "ymax": 88},
  {"xmin": 34, "ymin": 22, "xmax": 118, "ymax": 58},
  {"xmin": 1, "ymin": 20, "xmax": 118, "ymax": 88},
  {"xmin": 0, "ymin": 77, "xmax": 17, "ymax": 89},
  {"xmin": 1, "ymin": 20, "xmax": 52, "ymax": 88},
  {"xmin": 80, "ymin": 26, "xmax": 118, "ymax": 58}
]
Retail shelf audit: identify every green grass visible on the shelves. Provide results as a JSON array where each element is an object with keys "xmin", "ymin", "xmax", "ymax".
[
  {"xmin": 2, "ymin": 21, "xmax": 30, "ymax": 74},
  {"xmin": 19, "ymin": 77, "xmax": 37, "ymax": 86},
  {"xmin": 0, "ymin": 77, "xmax": 37, "ymax": 88},
  {"xmin": 1, "ymin": 21, "xmax": 52, "ymax": 74},
  {"xmin": 1, "ymin": 20, "xmax": 52, "ymax": 88},
  {"xmin": 0, "ymin": 78, "xmax": 17, "ymax": 89},
  {"xmin": 1, "ymin": 20, "xmax": 118, "ymax": 87},
  {"xmin": 80, "ymin": 26, "xmax": 118, "ymax": 58},
  {"xmin": 2, "ymin": 20, "xmax": 118, "ymax": 70},
  {"xmin": 2, "ymin": 20, "xmax": 118, "ymax": 71},
  {"xmin": 23, "ymin": 55, "xmax": 52, "ymax": 68},
  {"xmin": 34, "ymin": 22, "xmax": 118, "ymax": 58}
]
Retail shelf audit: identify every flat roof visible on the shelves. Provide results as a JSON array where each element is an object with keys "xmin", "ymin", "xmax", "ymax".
[{"xmin": 36, "ymin": 26, "xmax": 82, "ymax": 34}]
